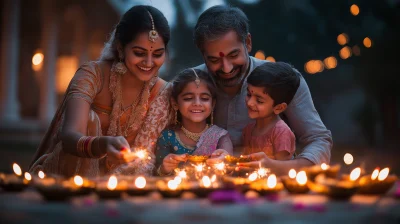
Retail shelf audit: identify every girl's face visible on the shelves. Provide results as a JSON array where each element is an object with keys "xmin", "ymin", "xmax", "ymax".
[
  {"xmin": 245, "ymin": 84, "xmax": 278, "ymax": 119},
  {"xmin": 122, "ymin": 32, "xmax": 166, "ymax": 81},
  {"xmin": 173, "ymin": 81, "xmax": 215, "ymax": 126}
]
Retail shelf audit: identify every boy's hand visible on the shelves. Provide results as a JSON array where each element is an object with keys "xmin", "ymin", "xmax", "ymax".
[
  {"xmin": 206, "ymin": 149, "xmax": 230, "ymax": 165},
  {"xmin": 237, "ymin": 152, "xmax": 270, "ymax": 167}
]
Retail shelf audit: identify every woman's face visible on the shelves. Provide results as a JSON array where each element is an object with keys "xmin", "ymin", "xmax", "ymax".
[{"xmin": 122, "ymin": 31, "xmax": 166, "ymax": 81}]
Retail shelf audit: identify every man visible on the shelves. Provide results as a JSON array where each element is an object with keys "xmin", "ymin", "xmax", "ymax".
[{"xmin": 194, "ymin": 5, "xmax": 332, "ymax": 174}]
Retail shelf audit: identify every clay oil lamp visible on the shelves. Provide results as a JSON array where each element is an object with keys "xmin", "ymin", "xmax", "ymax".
[
  {"xmin": 156, "ymin": 178, "xmax": 183, "ymax": 198},
  {"xmin": 190, "ymin": 175, "xmax": 222, "ymax": 198},
  {"xmin": 308, "ymin": 172, "xmax": 359, "ymax": 200},
  {"xmin": 357, "ymin": 167, "xmax": 398, "ymax": 195},
  {"xmin": 0, "ymin": 163, "xmax": 30, "ymax": 191},
  {"xmin": 127, "ymin": 176, "xmax": 155, "ymax": 196},
  {"xmin": 95, "ymin": 175, "xmax": 127, "ymax": 199},
  {"xmin": 303, "ymin": 163, "xmax": 341, "ymax": 181},
  {"xmin": 187, "ymin": 155, "xmax": 210, "ymax": 164},
  {"xmin": 282, "ymin": 170, "xmax": 310, "ymax": 194},
  {"xmin": 250, "ymin": 174, "xmax": 284, "ymax": 195}
]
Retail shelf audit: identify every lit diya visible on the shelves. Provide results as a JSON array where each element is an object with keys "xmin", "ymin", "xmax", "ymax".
[
  {"xmin": 281, "ymin": 170, "xmax": 310, "ymax": 194},
  {"xmin": 357, "ymin": 167, "xmax": 398, "ymax": 195},
  {"xmin": 156, "ymin": 178, "xmax": 183, "ymax": 198},
  {"xmin": 95, "ymin": 175, "xmax": 127, "ymax": 199},
  {"xmin": 187, "ymin": 155, "xmax": 210, "ymax": 164},
  {"xmin": 188, "ymin": 176, "xmax": 222, "ymax": 198},
  {"xmin": 308, "ymin": 173, "xmax": 359, "ymax": 200},
  {"xmin": 126, "ymin": 176, "xmax": 155, "ymax": 196},
  {"xmin": 303, "ymin": 163, "xmax": 340, "ymax": 180},
  {"xmin": 249, "ymin": 174, "xmax": 284, "ymax": 195},
  {"xmin": 0, "ymin": 163, "xmax": 31, "ymax": 191},
  {"xmin": 224, "ymin": 155, "xmax": 251, "ymax": 165}
]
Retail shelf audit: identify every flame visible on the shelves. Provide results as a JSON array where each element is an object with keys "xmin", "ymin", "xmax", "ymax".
[
  {"xmin": 195, "ymin": 164, "xmax": 204, "ymax": 172},
  {"xmin": 135, "ymin": 176, "xmax": 146, "ymax": 189},
  {"xmin": 267, "ymin": 174, "xmax": 277, "ymax": 188},
  {"xmin": 135, "ymin": 150, "xmax": 147, "ymax": 159},
  {"xmin": 107, "ymin": 175, "xmax": 118, "ymax": 190},
  {"xmin": 288, "ymin": 169, "xmax": 297, "ymax": 179},
  {"xmin": 74, "ymin": 175, "xmax": 84, "ymax": 186},
  {"xmin": 211, "ymin": 174, "xmax": 216, "ymax": 182},
  {"xmin": 13, "ymin": 163, "xmax": 22, "ymax": 176},
  {"xmin": 257, "ymin": 168, "xmax": 268, "ymax": 177},
  {"xmin": 38, "ymin": 171, "xmax": 45, "ymax": 179},
  {"xmin": 173, "ymin": 176, "xmax": 182, "ymax": 185},
  {"xmin": 24, "ymin": 172, "xmax": 32, "ymax": 181},
  {"xmin": 167, "ymin": 180, "xmax": 178, "ymax": 190},
  {"xmin": 350, "ymin": 167, "xmax": 361, "ymax": 181},
  {"xmin": 296, "ymin": 171, "xmax": 307, "ymax": 186},
  {"xmin": 321, "ymin": 163, "xmax": 329, "ymax": 170},
  {"xmin": 371, "ymin": 168, "xmax": 379, "ymax": 180},
  {"xmin": 248, "ymin": 172, "xmax": 258, "ymax": 181},
  {"xmin": 343, "ymin": 153, "xmax": 354, "ymax": 165},
  {"xmin": 215, "ymin": 162, "xmax": 225, "ymax": 170},
  {"xmin": 202, "ymin": 176, "xmax": 211, "ymax": 188},
  {"xmin": 178, "ymin": 170, "xmax": 187, "ymax": 179},
  {"xmin": 378, "ymin": 167, "xmax": 389, "ymax": 181}
]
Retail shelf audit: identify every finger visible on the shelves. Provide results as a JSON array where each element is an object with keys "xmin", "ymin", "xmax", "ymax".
[
  {"xmin": 170, "ymin": 154, "xmax": 187, "ymax": 162},
  {"xmin": 248, "ymin": 152, "xmax": 267, "ymax": 161},
  {"xmin": 237, "ymin": 161, "xmax": 261, "ymax": 168}
]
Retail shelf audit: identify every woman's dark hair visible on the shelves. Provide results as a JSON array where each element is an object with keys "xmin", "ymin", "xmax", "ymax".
[
  {"xmin": 100, "ymin": 5, "xmax": 170, "ymax": 60},
  {"xmin": 194, "ymin": 5, "xmax": 249, "ymax": 51},
  {"xmin": 171, "ymin": 68, "xmax": 217, "ymax": 124},
  {"xmin": 247, "ymin": 62, "xmax": 301, "ymax": 106}
]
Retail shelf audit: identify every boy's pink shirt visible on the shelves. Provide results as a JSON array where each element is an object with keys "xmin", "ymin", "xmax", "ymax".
[{"xmin": 241, "ymin": 120, "xmax": 296, "ymax": 159}]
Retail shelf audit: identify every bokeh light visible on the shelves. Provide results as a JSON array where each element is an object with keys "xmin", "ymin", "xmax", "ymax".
[
  {"xmin": 363, "ymin": 37, "xmax": 372, "ymax": 48},
  {"xmin": 350, "ymin": 4, "xmax": 360, "ymax": 16},
  {"xmin": 352, "ymin": 45, "xmax": 361, "ymax": 56},
  {"xmin": 343, "ymin": 153, "xmax": 354, "ymax": 165},
  {"xmin": 337, "ymin": 33, "xmax": 349, "ymax": 45},
  {"xmin": 324, "ymin": 56, "xmax": 337, "ymax": 69},
  {"xmin": 339, "ymin": 46, "xmax": 352, "ymax": 59},
  {"xmin": 266, "ymin": 56, "xmax": 276, "ymax": 62},
  {"xmin": 254, "ymin": 50, "xmax": 266, "ymax": 60}
]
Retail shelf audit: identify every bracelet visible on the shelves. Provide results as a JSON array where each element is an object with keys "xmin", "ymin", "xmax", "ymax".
[
  {"xmin": 76, "ymin": 136, "xmax": 98, "ymax": 158},
  {"xmin": 156, "ymin": 165, "xmax": 172, "ymax": 176}
]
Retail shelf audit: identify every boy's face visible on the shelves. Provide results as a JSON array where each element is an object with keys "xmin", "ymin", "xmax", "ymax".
[
  {"xmin": 201, "ymin": 31, "xmax": 252, "ymax": 87},
  {"xmin": 245, "ymin": 84, "xmax": 278, "ymax": 119},
  {"xmin": 173, "ymin": 81, "xmax": 215, "ymax": 126}
]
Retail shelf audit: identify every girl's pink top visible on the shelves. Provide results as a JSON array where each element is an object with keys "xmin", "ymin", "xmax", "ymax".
[{"xmin": 242, "ymin": 120, "xmax": 296, "ymax": 159}]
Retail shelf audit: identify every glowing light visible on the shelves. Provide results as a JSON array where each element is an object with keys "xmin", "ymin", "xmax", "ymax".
[
  {"xmin": 167, "ymin": 180, "xmax": 178, "ymax": 190},
  {"xmin": 266, "ymin": 56, "xmax": 276, "ymax": 62},
  {"xmin": 107, "ymin": 175, "xmax": 118, "ymax": 190},
  {"xmin": 371, "ymin": 168, "xmax": 379, "ymax": 180},
  {"xmin": 38, "ymin": 171, "xmax": 45, "ymax": 179},
  {"xmin": 202, "ymin": 176, "xmax": 211, "ymax": 188},
  {"xmin": 344, "ymin": 153, "xmax": 354, "ymax": 165},
  {"xmin": 135, "ymin": 150, "xmax": 146, "ymax": 159},
  {"xmin": 211, "ymin": 174, "xmax": 217, "ymax": 182},
  {"xmin": 173, "ymin": 176, "xmax": 182, "ymax": 185},
  {"xmin": 178, "ymin": 170, "xmax": 187, "ymax": 179},
  {"xmin": 378, "ymin": 168, "xmax": 389, "ymax": 181},
  {"xmin": 352, "ymin": 45, "xmax": 361, "ymax": 56},
  {"xmin": 363, "ymin": 37, "xmax": 372, "ymax": 48},
  {"xmin": 296, "ymin": 171, "xmax": 307, "ymax": 186},
  {"xmin": 248, "ymin": 172, "xmax": 258, "ymax": 181},
  {"xmin": 350, "ymin": 4, "xmax": 360, "ymax": 16},
  {"xmin": 254, "ymin": 50, "xmax": 266, "ymax": 60},
  {"xmin": 337, "ymin": 33, "xmax": 349, "ymax": 45},
  {"xmin": 32, "ymin": 53, "xmax": 44, "ymax": 65},
  {"xmin": 267, "ymin": 174, "xmax": 277, "ymax": 188},
  {"xmin": 13, "ymin": 163, "xmax": 22, "ymax": 176},
  {"xmin": 321, "ymin": 163, "xmax": 329, "ymax": 170},
  {"xmin": 24, "ymin": 172, "xmax": 32, "ymax": 181},
  {"xmin": 288, "ymin": 169, "xmax": 297, "ymax": 179},
  {"xmin": 257, "ymin": 168, "xmax": 268, "ymax": 177},
  {"xmin": 350, "ymin": 167, "xmax": 361, "ymax": 181},
  {"xmin": 339, "ymin": 46, "xmax": 352, "ymax": 59},
  {"xmin": 195, "ymin": 164, "xmax": 204, "ymax": 172},
  {"xmin": 324, "ymin": 56, "xmax": 337, "ymax": 69},
  {"xmin": 305, "ymin": 60, "xmax": 324, "ymax": 74},
  {"xmin": 215, "ymin": 162, "xmax": 225, "ymax": 171},
  {"xmin": 135, "ymin": 176, "xmax": 146, "ymax": 189},
  {"xmin": 74, "ymin": 175, "xmax": 83, "ymax": 186}
]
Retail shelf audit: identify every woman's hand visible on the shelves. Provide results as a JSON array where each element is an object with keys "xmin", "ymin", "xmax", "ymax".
[
  {"xmin": 237, "ymin": 152, "xmax": 271, "ymax": 168},
  {"xmin": 206, "ymin": 149, "xmax": 230, "ymax": 165},
  {"xmin": 160, "ymin": 154, "xmax": 187, "ymax": 175},
  {"xmin": 101, "ymin": 136, "xmax": 135, "ymax": 166}
]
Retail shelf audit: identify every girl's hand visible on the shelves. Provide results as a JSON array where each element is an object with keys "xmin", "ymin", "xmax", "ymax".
[
  {"xmin": 206, "ymin": 149, "xmax": 230, "ymax": 165},
  {"xmin": 101, "ymin": 136, "xmax": 134, "ymax": 166},
  {"xmin": 237, "ymin": 152, "xmax": 270, "ymax": 168},
  {"xmin": 160, "ymin": 154, "xmax": 187, "ymax": 175}
]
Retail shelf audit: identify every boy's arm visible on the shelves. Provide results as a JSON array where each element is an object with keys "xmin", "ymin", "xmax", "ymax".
[{"xmin": 284, "ymin": 75, "xmax": 333, "ymax": 165}]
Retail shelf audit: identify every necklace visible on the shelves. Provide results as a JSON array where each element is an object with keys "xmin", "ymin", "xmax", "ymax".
[
  {"xmin": 181, "ymin": 124, "xmax": 209, "ymax": 142},
  {"xmin": 121, "ymin": 84, "xmax": 145, "ymax": 137}
]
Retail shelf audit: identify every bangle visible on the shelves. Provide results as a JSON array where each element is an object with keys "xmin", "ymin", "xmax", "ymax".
[{"xmin": 157, "ymin": 165, "xmax": 172, "ymax": 176}]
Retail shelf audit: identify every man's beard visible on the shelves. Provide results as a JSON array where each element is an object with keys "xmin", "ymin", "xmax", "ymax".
[{"xmin": 215, "ymin": 65, "xmax": 246, "ymax": 87}]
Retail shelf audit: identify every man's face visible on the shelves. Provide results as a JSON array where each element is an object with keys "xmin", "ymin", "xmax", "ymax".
[{"xmin": 201, "ymin": 31, "xmax": 252, "ymax": 87}]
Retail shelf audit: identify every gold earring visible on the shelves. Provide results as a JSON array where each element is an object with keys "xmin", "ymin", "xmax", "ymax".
[{"xmin": 114, "ymin": 52, "xmax": 127, "ymax": 75}]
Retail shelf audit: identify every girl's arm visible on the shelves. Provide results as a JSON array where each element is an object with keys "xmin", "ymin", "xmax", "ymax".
[{"xmin": 216, "ymin": 134, "xmax": 233, "ymax": 155}]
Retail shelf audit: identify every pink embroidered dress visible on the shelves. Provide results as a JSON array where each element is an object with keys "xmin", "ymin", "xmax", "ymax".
[
  {"xmin": 242, "ymin": 120, "xmax": 296, "ymax": 159},
  {"xmin": 29, "ymin": 61, "xmax": 174, "ymax": 177}
]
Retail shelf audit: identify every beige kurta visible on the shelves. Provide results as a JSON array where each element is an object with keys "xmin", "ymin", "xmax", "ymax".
[{"xmin": 29, "ymin": 61, "xmax": 173, "ymax": 177}]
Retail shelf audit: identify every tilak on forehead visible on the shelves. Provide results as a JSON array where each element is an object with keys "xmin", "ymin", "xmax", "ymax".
[{"xmin": 219, "ymin": 52, "xmax": 225, "ymax": 57}]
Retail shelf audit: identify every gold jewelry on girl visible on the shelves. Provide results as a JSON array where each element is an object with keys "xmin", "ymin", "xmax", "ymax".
[
  {"xmin": 191, "ymin": 68, "xmax": 200, "ymax": 88},
  {"xmin": 181, "ymin": 124, "xmax": 209, "ymax": 142}
]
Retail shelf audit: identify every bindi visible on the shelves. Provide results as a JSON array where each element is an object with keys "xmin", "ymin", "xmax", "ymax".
[{"xmin": 219, "ymin": 52, "xmax": 225, "ymax": 57}]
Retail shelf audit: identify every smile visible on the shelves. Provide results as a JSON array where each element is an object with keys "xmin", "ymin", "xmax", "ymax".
[
  {"xmin": 190, "ymin": 110, "xmax": 204, "ymax": 113},
  {"xmin": 138, "ymin": 65, "xmax": 153, "ymax": 71}
]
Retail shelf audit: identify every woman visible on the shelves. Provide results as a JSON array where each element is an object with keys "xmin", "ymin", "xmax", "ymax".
[{"xmin": 29, "ymin": 5, "xmax": 173, "ymax": 177}]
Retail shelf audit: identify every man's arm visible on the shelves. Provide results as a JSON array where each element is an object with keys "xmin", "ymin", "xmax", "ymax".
[{"xmin": 285, "ymin": 74, "xmax": 333, "ymax": 165}]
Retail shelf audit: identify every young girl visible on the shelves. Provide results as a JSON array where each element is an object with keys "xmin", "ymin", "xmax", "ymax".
[
  {"xmin": 241, "ymin": 62, "xmax": 300, "ymax": 161},
  {"xmin": 155, "ymin": 68, "xmax": 233, "ymax": 175}
]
